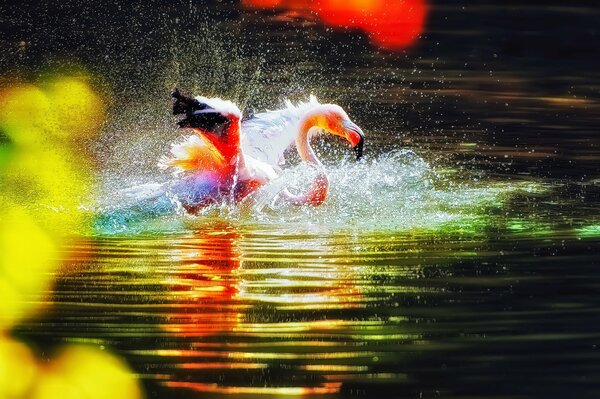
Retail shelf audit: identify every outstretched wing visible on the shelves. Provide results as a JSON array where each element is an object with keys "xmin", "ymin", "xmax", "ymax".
[
  {"xmin": 241, "ymin": 95, "xmax": 320, "ymax": 167},
  {"xmin": 161, "ymin": 90, "xmax": 242, "ymax": 173},
  {"xmin": 159, "ymin": 134, "xmax": 226, "ymax": 172},
  {"xmin": 172, "ymin": 88, "xmax": 241, "ymax": 135}
]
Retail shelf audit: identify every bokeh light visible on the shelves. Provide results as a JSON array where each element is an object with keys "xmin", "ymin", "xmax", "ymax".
[
  {"xmin": 0, "ymin": 76, "xmax": 142, "ymax": 399},
  {"xmin": 0, "ymin": 337, "xmax": 38, "ymax": 399},
  {"xmin": 0, "ymin": 338, "xmax": 143, "ymax": 399},
  {"xmin": 242, "ymin": 0, "xmax": 428, "ymax": 50},
  {"xmin": 0, "ymin": 206, "xmax": 58, "ymax": 329},
  {"xmin": 33, "ymin": 346, "xmax": 143, "ymax": 399},
  {"xmin": 0, "ymin": 75, "xmax": 104, "ymax": 329}
]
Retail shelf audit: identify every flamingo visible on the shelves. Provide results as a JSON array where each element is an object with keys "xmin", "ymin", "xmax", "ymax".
[{"xmin": 160, "ymin": 89, "xmax": 365, "ymax": 213}]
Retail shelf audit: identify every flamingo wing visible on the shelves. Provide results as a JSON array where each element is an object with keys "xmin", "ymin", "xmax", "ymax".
[
  {"xmin": 158, "ymin": 134, "xmax": 226, "ymax": 172},
  {"xmin": 241, "ymin": 95, "xmax": 320, "ymax": 167},
  {"xmin": 172, "ymin": 89, "xmax": 241, "ymax": 135},
  {"xmin": 161, "ymin": 90, "xmax": 242, "ymax": 173}
]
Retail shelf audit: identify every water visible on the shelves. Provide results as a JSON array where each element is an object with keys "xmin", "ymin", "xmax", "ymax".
[
  {"xmin": 15, "ymin": 225, "xmax": 600, "ymax": 398},
  {"xmin": 5, "ymin": 1, "xmax": 600, "ymax": 398}
]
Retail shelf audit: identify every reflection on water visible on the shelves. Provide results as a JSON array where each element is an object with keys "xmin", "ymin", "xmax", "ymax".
[
  {"xmin": 13, "ymin": 219, "xmax": 600, "ymax": 398},
  {"xmin": 50, "ymin": 226, "xmax": 392, "ymax": 396}
]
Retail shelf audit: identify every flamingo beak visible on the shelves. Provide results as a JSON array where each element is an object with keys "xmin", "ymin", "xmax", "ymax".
[{"xmin": 343, "ymin": 120, "xmax": 365, "ymax": 160}]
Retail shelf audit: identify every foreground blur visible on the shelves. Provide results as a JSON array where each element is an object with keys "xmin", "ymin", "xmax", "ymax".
[
  {"xmin": 0, "ymin": 76, "xmax": 103, "ymax": 328},
  {"xmin": 0, "ymin": 76, "xmax": 143, "ymax": 399}
]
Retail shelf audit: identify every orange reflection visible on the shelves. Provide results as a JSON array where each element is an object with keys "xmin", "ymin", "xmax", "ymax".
[
  {"xmin": 163, "ymin": 223, "xmax": 242, "ymax": 337},
  {"xmin": 165, "ymin": 381, "xmax": 341, "ymax": 395},
  {"xmin": 242, "ymin": 0, "xmax": 428, "ymax": 50},
  {"xmin": 164, "ymin": 227, "xmax": 364, "ymax": 336},
  {"xmin": 156, "ymin": 227, "xmax": 364, "ymax": 396}
]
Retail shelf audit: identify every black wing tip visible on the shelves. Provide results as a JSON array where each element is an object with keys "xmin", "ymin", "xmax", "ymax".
[
  {"xmin": 172, "ymin": 88, "xmax": 204, "ymax": 116},
  {"xmin": 170, "ymin": 89, "xmax": 230, "ymax": 133},
  {"xmin": 172, "ymin": 88, "xmax": 187, "ymax": 116}
]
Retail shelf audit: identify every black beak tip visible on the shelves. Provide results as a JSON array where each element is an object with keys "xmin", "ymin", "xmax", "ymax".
[{"xmin": 354, "ymin": 136, "xmax": 365, "ymax": 161}]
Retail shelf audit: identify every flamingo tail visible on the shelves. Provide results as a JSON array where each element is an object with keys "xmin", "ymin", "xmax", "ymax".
[{"xmin": 159, "ymin": 134, "xmax": 226, "ymax": 172}]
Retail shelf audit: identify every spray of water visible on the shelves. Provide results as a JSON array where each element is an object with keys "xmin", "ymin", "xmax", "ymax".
[
  {"xmin": 92, "ymin": 147, "xmax": 535, "ymax": 236},
  {"xmin": 88, "ymin": 21, "xmax": 539, "ymax": 236}
]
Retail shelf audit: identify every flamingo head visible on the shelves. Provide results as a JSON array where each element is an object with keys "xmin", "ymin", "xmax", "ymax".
[{"xmin": 309, "ymin": 104, "xmax": 365, "ymax": 160}]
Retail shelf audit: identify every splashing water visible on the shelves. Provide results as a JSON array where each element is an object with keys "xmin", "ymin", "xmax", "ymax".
[
  {"xmin": 92, "ymin": 149, "xmax": 535, "ymax": 236},
  {"xmin": 238, "ymin": 149, "xmax": 527, "ymax": 234},
  {"xmin": 83, "ymin": 21, "xmax": 541, "ymax": 237}
]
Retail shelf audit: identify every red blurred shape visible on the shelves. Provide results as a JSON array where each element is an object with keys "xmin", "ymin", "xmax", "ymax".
[
  {"xmin": 243, "ymin": 0, "xmax": 428, "ymax": 50},
  {"xmin": 367, "ymin": 1, "xmax": 428, "ymax": 49},
  {"xmin": 314, "ymin": 0, "xmax": 379, "ymax": 28},
  {"xmin": 241, "ymin": 0, "xmax": 283, "ymax": 8}
]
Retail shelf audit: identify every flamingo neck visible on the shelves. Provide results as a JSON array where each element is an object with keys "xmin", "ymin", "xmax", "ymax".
[
  {"xmin": 280, "ymin": 114, "xmax": 329, "ymax": 206},
  {"xmin": 297, "ymin": 115, "xmax": 323, "ymax": 166}
]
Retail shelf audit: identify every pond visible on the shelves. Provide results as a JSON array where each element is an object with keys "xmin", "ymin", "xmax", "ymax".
[{"xmin": 2, "ymin": 1, "xmax": 600, "ymax": 398}]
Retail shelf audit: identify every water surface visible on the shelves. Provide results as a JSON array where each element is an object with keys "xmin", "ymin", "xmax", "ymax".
[{"xmin": 6, "ymin": 1, "xmax": 600, "ymax": 398}]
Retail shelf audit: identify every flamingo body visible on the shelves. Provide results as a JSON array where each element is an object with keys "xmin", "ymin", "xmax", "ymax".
[{"xmin": 161, "ymin": 90, "xmax": 364, "ymax": 212}]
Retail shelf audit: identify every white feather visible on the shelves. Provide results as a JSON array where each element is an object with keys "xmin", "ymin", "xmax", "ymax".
[
  {"xmin": 241, "ymin": 96, "xmax": 321, "ymax": 167},
  {"xmin": 194, "ymin": 96, "xmax": 242, "ymax": 119}
]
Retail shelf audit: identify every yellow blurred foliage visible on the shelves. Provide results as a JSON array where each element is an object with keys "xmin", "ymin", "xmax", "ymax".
[
  {"xmin": 0, "ymin": 338, "xmax": 143, "ymax": 399},
  {"xmin": 0, "ymin": 85, "xmax": 53, "ymax": 147},
  {"xmin": 2, "ymin": 147, "xmax": 89, "ymax": 231},
  {"xmin": 33, "ymin": 346, "xmax": 143, "ymax": 399},
  {"xmin": 0, "ymin": 76, "xmax": 143, "ymax": 399},
  {"xmin": 0, "ymin": 75, "xmax": 105, "ymax": 331},
  {"xmin": 45, "ymin": 77, "xmax": 105, "ymax": 139},
  {"xmin": 0, "ymin": 77, "xmax": 104, "ymax": 144},
  {"xmin": 0, "ymin": 337, "xmax": 38, "ymax": 399},
  {"xmin": 0, "ymin": 206, "xmax": 57, "ymax": 329}
]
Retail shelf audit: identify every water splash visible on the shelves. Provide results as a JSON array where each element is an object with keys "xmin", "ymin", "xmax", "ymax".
[
  {"xmin": 240, "ymin": 149, "xmax": 517, "ymax": 233},
  {"xmin": 92, "ymin": 149, "xmax": 533, "ymax": 236}
]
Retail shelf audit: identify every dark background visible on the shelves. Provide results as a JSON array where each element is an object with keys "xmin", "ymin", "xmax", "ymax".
[{"xmin": 1, "ymin": 0, "xmax": 598, "ymax": 179}]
